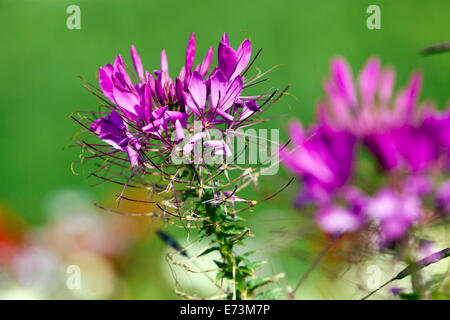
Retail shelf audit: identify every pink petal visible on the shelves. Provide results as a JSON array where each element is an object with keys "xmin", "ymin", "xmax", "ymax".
[
  {"xmin": 210, "ymin": 69, "xmax": 227, "ymax": 108},
  {"xmin": 113, "ymin": 55, "xmax": 134, "ymax": 89},
  {"xmin": 99, "ymin": 65, "xmax": 115, "ymax": 103},
  {"xmin": 183, "ymin": 132, "xmax": 206, "ymax": 154},
  {"xmin": 185, "ymin": 32, "xmax": 196, "ymax": 72},
  {"xmin": 174, "ymin": 119, "xmax": 185, "ymax": 143},
  {"xmin": 358, "ymin": 57, "xmax": 380, "ymax": 107},
  {"xmin": 230, "ymin": 39, "xmax": 251, "ymax": 80},
  {"xmin": 288, "ymin": 120, "xmax": 305, "ymax": 147},
  {"xmin": 204, "ymin": 140, "xmax": 232, "ymax": 157},
  {"xmin": 317, "ymin": 206, "xmax": 362, "ymax": 234},
  {"xmin": 199, "ymin": 46, "xmax": 214, "ymax": 77},
  {"xmin": 331, "ymin": 57, "xmax": 357, "ymax": 107},
  {"xmin": 160, "ymin": 50, "xmax": 169, "ymax": 74},
  {"xmin": 215, "ymin": 108, "xmax": 234, "ymax": 122},
  {"xmin": 218, "ymin": 38, "xmax": 237, "ymax": 80},
  {"xmin": 378, "ymin": 68, "xmax": 395, "ymax": 107},
  {"xmin": 182, "ymin": 91, "xmax": 201, "ymax": 117},
  {"xmin": 403, "ymin": 72, "xmax": 422, "ymax": 112},
  {"xmin": 127, "ymin": 146, "xmax": 140, "ymax": 167},
  {"xmin": 130, "ymin": 45, "xmax": 144, "ymax": 82},
  {"xmin": 221, "ymin": 32, "xmax": 230, "ymax": 45},
  {"xmin": 139, "ymin": 83, "xmax": 152, "ymax": 123},
  {"xmin": 220, "ymin": 76, "xmax": 243, "ymax": 111},
  {"xmin": 113, "ymin": 86, "xmax": 140, "ymax": 119},
  {"xmin": 188, "ymin": 71, "xmax": 207, "ymax": 110}
]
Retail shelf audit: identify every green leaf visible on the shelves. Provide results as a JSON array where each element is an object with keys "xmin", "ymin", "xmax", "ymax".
[
  {"xmin": 247, "ymin": 277, "xmax": 272, "ymax": 291},
  {"xmin": 215, "ymin": 270, "xmax": 226, "ymax": 282},
  {"xmin": 247, "ymin": 260, "xmax": 266, "ymax": 271},
  {"xmin": 255, "ymin": 288, "xmax": 282, "ymax": 300},
  {"xmin": 198, "ymin": 246, "xmax": 220, "ymax": 257},
  {"xmin": 241, "ymin": 250, "xmax": 258, "ymax": 257}
]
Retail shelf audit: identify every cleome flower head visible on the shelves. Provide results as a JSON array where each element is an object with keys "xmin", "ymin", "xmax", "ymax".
[
  {"xmin": 84, "ymin": 32, "xmax": 272, "ymax": 169},
  {"xmin": 282, "ymin": 56, "xmax": 450, "ymax": 245},
  {"xmin": 72, "ymin": 31, "xmax": 286, "ymax": 223}
]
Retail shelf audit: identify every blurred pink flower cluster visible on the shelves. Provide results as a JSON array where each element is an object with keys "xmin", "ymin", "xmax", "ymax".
[{"xmin": 282, "ymin": 57, "xmax": 450, "ymax": 245}]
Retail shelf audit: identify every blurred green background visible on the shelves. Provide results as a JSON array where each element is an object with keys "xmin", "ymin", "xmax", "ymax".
[{"xmin": 0, "ymin": 0, "xmax": 449, "ymax": 299}]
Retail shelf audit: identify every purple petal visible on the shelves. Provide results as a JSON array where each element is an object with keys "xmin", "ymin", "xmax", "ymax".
[
  {"xmin": 288, "ymin": 120, "xmax": 306, "ymax": 147},
  {"xmin": 393, "ymin": 73, "xmax": 422, "ymax": 121},
  {"xmin": 317, "ymin": 205, "xmax": 363, "ymax": 234},
  {"xmin": 221, "ymin": 32, "xmax": 230, "ymax": 45},
  {"xmin": 219, "ymin": 75, "xmax": 243, "ymax": 111},
  {"xmin": 166, "ymin": 111, "xmax": 189, "ymax": 126},
  {"xmin": 185, "ymin": 32, "xmax": 196, "ymax": 72},
  {"xmin": 204, "ymin": 140, "xmax": 232, "ymax": 157},
  {"xmin": 112, "ymin": 86, "xmax": 140, "ymax": 119},
  {"xmin": 130, "ymin": 45, "xmax": 144, "ymax": 82},
  {"xmin": 363, "ymin": 132, "xmax": 400, "ymax": 171},
  {"xmin": 183, "ymin": 132, "xmax": 206, "ymax": 154},
  {"xmin": 155, "ymin": 79, "xmax": 167, "ymax": 105},
  {"xmin": 380, "ymin": 217, "xmax": 410, "ymax": 244},
  {"xmin": 364, "ymin": 189, "xmax": 401, "ymax": 221},
  {"xmin": 90, "ymin": 111, "xmax": 126, "ymax": 150},
  {"xmin": 210, "ymin": 69, "xmax": 227, "ymax": 108},
  {"xmin": 218, "ymin": 36, "xmax": 237, "ymax": 80},
  {"xmin": 113, "ymin": 55, "xmax": 134, "ymax": 90},
  {"xmin": 378, "ymin": 68, "xmax": 395, "ymax": 106},
  {"xmin": 126, "ymin": 145, "xmax": 140, "ymax": 167},
  {"xmin": 175, "ymin": 78, "xmax": 186, "ymax": 110},
  {"xmin": 99, "ymin": 65, "xmax": 116, "ymax": 103},
  {"xmin": 182, "ymin": 91, "xmax": 201, "ymax": 117},
  {"xmin": 174, "ymin": 119, "xmax": 185, "ymax": 143},
  {"xmin": 139, "ymin": 83, "xmax": 152, "ymax": 123},
  {"xmin": 160, "ymin": 50, "xmax": 169, "ymax": 74},
  {"xmin": 199, "ymin": 46, "xmax": 214, "ymax": 77},
  {"xmin": 188, "ymin": 71, "xmax": 206, "ymax": 110},
  {"xmin": 146, "ymin": 71, "xmax": 156, "ymax": 95},
  {"xmin": 330, "ymin": 57, "xmax": 357, "ymax": 107},
  {"xmin": 230, "ymin": 39, "xmax": 251, "ymax": 80},
  {"xmin": 358, "ymin": 57, "xmax": 380, "ymax": 106},
  {"xmin": 215, "ymin": 108, "xmax": 234, "ymax": 122},
  {"xmin": 404, "ymin": 72, "xmax": 422, "ymax": 111}
]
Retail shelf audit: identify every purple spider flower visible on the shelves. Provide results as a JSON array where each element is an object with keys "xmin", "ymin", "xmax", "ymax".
[
  {"xmin": 282, "ymin": 55, "xmax": 449, "ymax": 245},
  {"xmin": 89, "ymin": 32, "xmax": 267, "ymax": 169}
]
